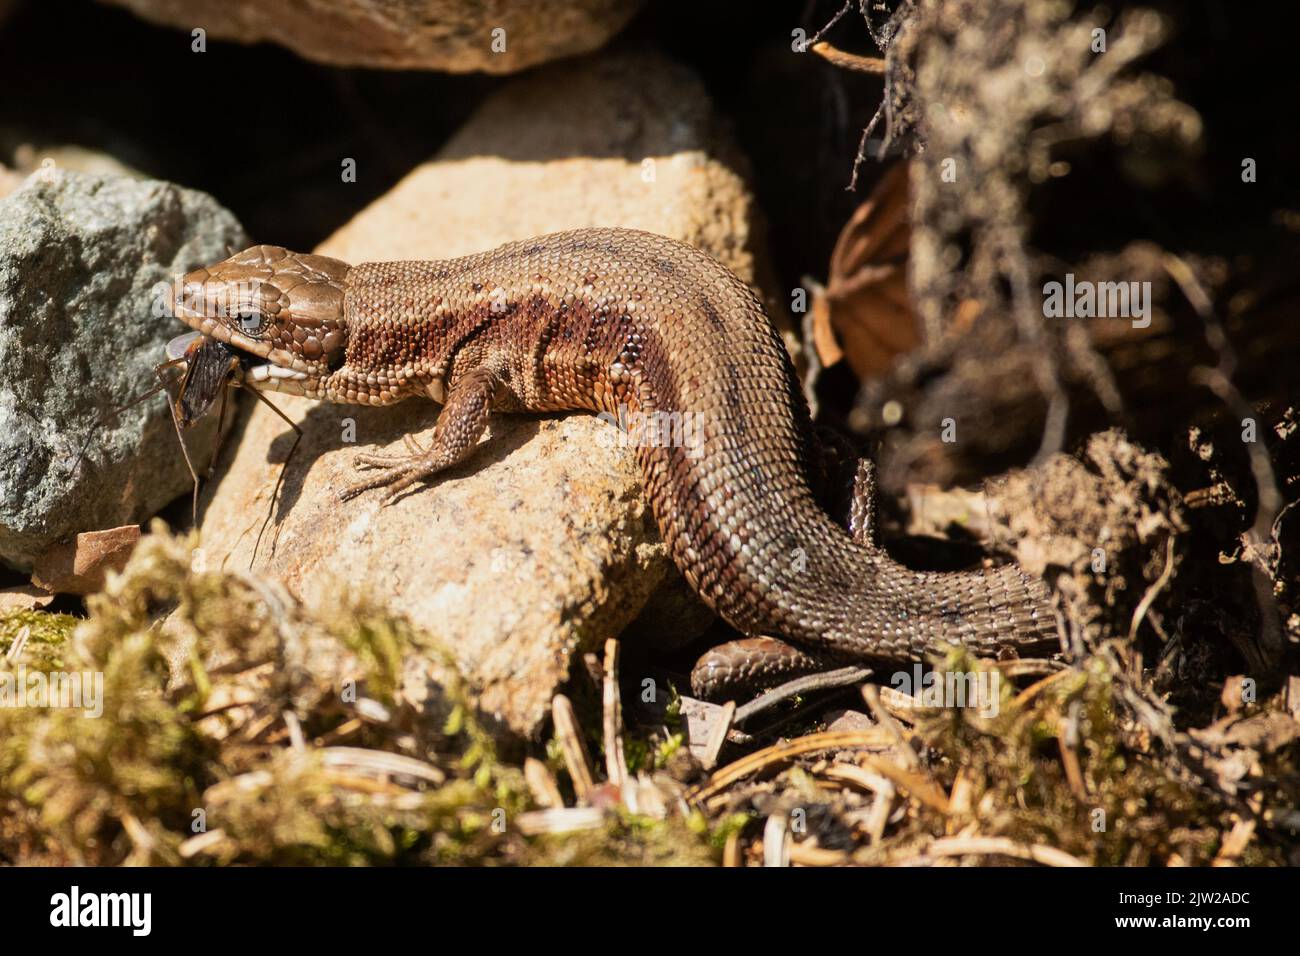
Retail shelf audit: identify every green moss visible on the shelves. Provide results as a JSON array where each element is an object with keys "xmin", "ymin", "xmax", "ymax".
[
  {"xmin": 0, "ymin": 609, "xmax": 78, "ymax": 670},
  {"xmin": 16, "ymin": 525, "xmax": 1251, "ymax": 867},
  {"xmin": 707, "ymin": 811, "xmax": 753, "ymax": 850},
  {"xmin": 0, "ymin": 617, "xmax": 209, "ymax": 864},
  {"xmin": 519, "ymin": 808, "xmax": 717, "ymax": 866},
  {"xmin": 0, "ymin": 524, "xmax": 529, "ymax": 866},
  {"xmin": 329, "ymin": 607, "xmax": 407, "ymax": 704},
  {"xmin": 895, "ymin": 648, "xmax": 1250, "ymax": 865}
]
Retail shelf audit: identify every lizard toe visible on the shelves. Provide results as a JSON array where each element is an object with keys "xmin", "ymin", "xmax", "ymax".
[
  {"xmin": 379, "ymin": 470, "xmax": 425, "ymax": 506},
  {"xmin": 353, "ymin": 451, "xmax": 416, "ymax": 470},
  {"xmin": 340, "ymin": 465, "xmax": 411, "ymax": 500}
]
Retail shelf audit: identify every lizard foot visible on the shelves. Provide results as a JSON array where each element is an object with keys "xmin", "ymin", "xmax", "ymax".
[
  {"xmin": 338, "ymin": 371, "xmax": 495, "ymax": 504},
  {"xmin": 347, "ymin": 434, "xmax": 431, "ymax": 472},
  {"xmin": 339, "ymin": 448, "xmax": 443, "ymax": 504}
]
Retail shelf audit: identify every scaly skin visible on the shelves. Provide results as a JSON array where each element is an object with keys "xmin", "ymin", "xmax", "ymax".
[{"xmin": 171, "ymin": 228, "xmax": 1059, "ymax": 696}]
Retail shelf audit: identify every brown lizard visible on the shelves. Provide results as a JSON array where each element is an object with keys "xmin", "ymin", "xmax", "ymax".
[{"xmin": 170, "ymin": 228, "xmax": 1058, "ymax": 697}]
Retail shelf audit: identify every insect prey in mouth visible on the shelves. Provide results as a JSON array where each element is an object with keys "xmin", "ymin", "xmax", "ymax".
[
  {"xmin": 160, "ymin": 332, "xmax": 302, "ymax": 560},
  {"xmin": 160, "ymin": 331, "xmax": 245, "ymax": 525}
]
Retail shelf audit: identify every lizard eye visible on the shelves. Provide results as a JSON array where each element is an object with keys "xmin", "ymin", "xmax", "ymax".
[{"xmin": 235, "ymin": 309, "xmax": 266, "ymax": 336}]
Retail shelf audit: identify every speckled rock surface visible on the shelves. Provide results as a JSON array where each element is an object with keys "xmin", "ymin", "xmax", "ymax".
[
  {"xmin": 193, "ymin": 52, "xmax": 778, "ymax": 738},
  {"xmin": 0, "ymin": 171, "xmax": 247, "ymax": 569},
  {"xmin": 98, "ymin": 0, "xmax": 642, "ymax": 73}
]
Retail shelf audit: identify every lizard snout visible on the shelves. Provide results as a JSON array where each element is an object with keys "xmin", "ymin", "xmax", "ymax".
[{"xmin": 171, "ymin": 246, "xmax": 353, "ymax": 390}]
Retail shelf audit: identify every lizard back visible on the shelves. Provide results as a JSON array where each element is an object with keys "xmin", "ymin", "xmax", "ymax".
[{"xmin": 338, "ymin": 228, "xmax": 1058, "ymax": 664}]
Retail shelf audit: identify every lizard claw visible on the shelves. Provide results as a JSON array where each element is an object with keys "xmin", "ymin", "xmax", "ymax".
[{"xmin": 339, "ymin": 477, "xmax": 379, "ymax": 501}]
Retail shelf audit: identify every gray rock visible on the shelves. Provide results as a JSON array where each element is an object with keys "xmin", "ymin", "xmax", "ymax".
[{"xmin": 0, "ymin": 171, "xmax": 248, "ymax": 569}]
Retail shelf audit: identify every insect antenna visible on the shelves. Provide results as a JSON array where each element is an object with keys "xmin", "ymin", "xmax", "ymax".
[
  {"xmin": 156, "ymin": 359, "xmax": 206, "ymax": 526},
  {"xmin": 67, "ymin": 358, "xmax": 187, "ymax": 480}
]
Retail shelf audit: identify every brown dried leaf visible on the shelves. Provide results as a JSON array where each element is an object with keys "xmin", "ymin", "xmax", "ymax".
[
  {"xmin": 30, "ymin": 525, "xmax": 141, "ymax": 595},
  {"xmin": 815, "ymin": 163, "xmax": 920, "ymax": 379}
]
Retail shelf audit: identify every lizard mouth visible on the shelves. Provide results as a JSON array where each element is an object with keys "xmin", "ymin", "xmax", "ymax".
[
  {"xmin": 166, "ymin": 330, "xmax": 315, "ymax": 380},
  {"xmin": 165, "ymin": 329, "xmax": 321, "ymax": 430},
  {"xmin": 168, "ymin": 310, "xmax": 316, "ymax": 392},
  {"xmin": 246, "ymin": 363, "xmax": 310, "ymax": 384},
  {"xmin": 193, "ymin": 322, "xmax": 312, "ymax": 384}
]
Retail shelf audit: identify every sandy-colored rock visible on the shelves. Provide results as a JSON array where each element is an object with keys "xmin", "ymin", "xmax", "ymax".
[
  {"xmin": 194, "ymin": 52, "xmax": 779, "ymax": 739},
  {"xmin": 99, "ymin": 0, "xmax": 641, "ymax": 73},
  {"xmin": 0, "ymin": 586, "xmax": 53, "ymax": 612},
  {"xmin": 319, "ymin": 52, "xmax": 773, "ymax": 288}
]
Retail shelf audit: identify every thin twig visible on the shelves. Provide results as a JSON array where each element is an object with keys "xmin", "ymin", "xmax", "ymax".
[
  {"xmin": 733, "ymin": 665, "xmax": 874, "ymax": 725},
  {"xmin": 516, "ymin": 807, "xmax": 605, "ymax": 836},
  {"xmin": 1012, "ymin": 667, "xmax": 1077, "ymax": 710},
  {"xmin": 904, "ymin": 836, "xmax": 1086, "ymax": 867},
  {"xmin": 4, "ymin": 625, "xmax": 30, "ymax": 662},
  {"xmin": 551, "ymin": 694, "xmax": 595, "ymax": 803},
  {"xmin": 1165, "ymin": 252, "xmax": 1284, "ymax": 666},
  {"xmin": 524, "ymin": 757, "xmax": 564, "ymax": 809},
  {"xmin": 819, "ymin": 763, "xmax": 896, "ymax": 842},
  {"xmin": 1128, "ymin": 535, "xmax": 1177, "ymax": 644},
  {"xmin": 850, "ymin": 755, "xmax": 949, "ymax": 812},
  {"xmin": 847, "ymin": 99, "xmax": 887, "ymax": 192},
  {"xmin": 804, "ymin": 0, "xmax": 854, "ymax": 49},
  {"xmin": 860, "ymin": 684, "xmax": 919, "ymax": 769},
  {"xmin": 1057, "ymin": 700, "xmax": 1087, "ymax": 801},
  {"xmin": 688, "ymin": 729, "xmax": 895, "ymax": 805},
  {"xmin": 318, "ymin": 747, "xmax": 445, "ymax": 786},
  {"xmin": 602, "ymin": 638, "xmax": 627, "ymax": 791},
  {"xmin": 811, "ymin": 41, "xmax": 887, "ymax": 73}
]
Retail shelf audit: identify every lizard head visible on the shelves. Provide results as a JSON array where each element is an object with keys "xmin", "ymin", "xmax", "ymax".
[{"xmin": 170, "ymin": 245, "xmax": 352, "ymax": 399}]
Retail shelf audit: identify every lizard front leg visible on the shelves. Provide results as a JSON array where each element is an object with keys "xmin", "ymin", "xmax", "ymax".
[{"xmin": 339, "ymin": 365, "xmax": 503, "ymax": 504}]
